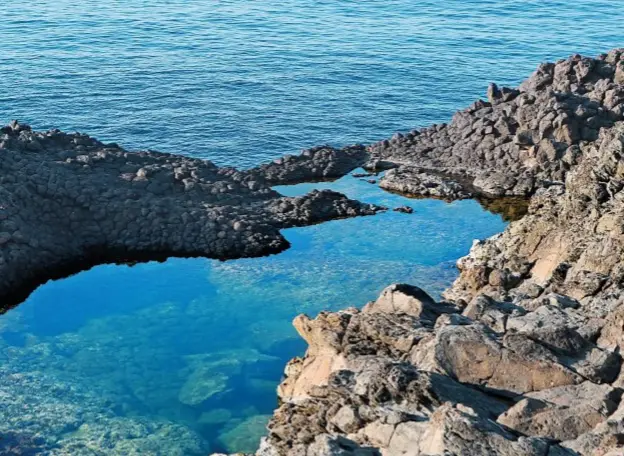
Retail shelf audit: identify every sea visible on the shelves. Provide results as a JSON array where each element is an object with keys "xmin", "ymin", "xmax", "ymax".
[{"xmin": 0, "ymin": 1, "xmax": 622, "ymax": 454}]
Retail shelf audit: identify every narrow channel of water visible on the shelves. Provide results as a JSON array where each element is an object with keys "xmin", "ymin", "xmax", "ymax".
[{"xmin": 0, "ymin": 175, "xmax": 507, "ymax": 454}]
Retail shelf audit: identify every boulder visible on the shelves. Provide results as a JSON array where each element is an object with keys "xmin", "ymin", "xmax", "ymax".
[
  {"xmin": 364, "ymin": 284, "xmax": 459, "ymax": 322},
  {"xmin": 497, "ymin": 382, "xmax": 622, "ymax": 441}
]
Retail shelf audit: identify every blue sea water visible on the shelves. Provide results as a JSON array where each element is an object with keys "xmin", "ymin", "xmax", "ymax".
[
  {"xmin": 2, "ymin": 0, "xmax": 623, "ymax": 167},
  {"xmin": 0, "ymin": 0, "xmax": 623, "ymax": 454}
]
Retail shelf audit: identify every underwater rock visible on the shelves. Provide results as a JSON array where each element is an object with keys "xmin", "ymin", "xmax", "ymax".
[
  {"xmin": 199, "ymin": 409, "xmax": 234, "ymax": 426},
  {"xmin": 178, "ymin": 368, "xmax": 229, "ymax": 406},
  {"xmin": 179, "ymin": 350, "xmax": 279, "ymax": 407},
  {"xmin": 217, "ymin": 415, "xmax": 273, "ymax": 454},
  {"xmin": 0, "ymin": 365, "xmax": 209, "ymax": 456}
]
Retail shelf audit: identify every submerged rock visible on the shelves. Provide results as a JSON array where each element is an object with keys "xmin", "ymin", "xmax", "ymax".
[
  {"xmin": 179, "ymin": 350, "xmax": 279, "ymax": 406},
  {"xmin": 217, "ymin": 415, "xmax": 273, "ymax": 454},
  {"xmin": 0, "ymin": 366, "xmax": 209, "ymax": 456},
  {"xmin": 178, "ymin": 368, "xmax": 229, "ymax": 406}
]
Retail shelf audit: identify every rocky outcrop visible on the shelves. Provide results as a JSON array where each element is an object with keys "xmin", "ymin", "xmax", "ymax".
[
  {"xmin": 245, "ymin": 145, "xmax": 368, "ymax": 185},
  {"xmin": 379, "ymin": 166, "xmax": 472, "ymax": 200},
  {"xmin": 367, "ymin": 49, "xmax": 624, "ymax": 201},
  {"xmin": 235, "ymin": 49, "xmax": 624, "ymax": 456},
  {"xmin": 249, "ymin": 284, "xmax": 624, "ymax": 455},
  {"xmin": 0, "ymin": 122, "xmax": 381, "ymax": 310}
]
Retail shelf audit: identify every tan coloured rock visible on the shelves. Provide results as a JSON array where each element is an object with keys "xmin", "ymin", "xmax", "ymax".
[
  {"xmin": 598, "ymin": 304, "xmax": 624, "ymax": 353},
  {"xmin": 414, "ymin": 403, "xmax": 551, "ymax": 456},
  {"xmin": 497, "ymin": 382, "xmax": 622, "ymax": 441},
  {"xmin": 412, "ymin": 323, "xmax": 582, "ymax": 395},
  {"xmin": 279, "ymin": 312, "xmax": 352, "ymax": 401},
  {"xmin": 363, "ymin": 283, "xmax": 458, "ymax": 322},
  {"xmin": 563, "ymin": 398, "xmax": 624, "ymax": 456}
]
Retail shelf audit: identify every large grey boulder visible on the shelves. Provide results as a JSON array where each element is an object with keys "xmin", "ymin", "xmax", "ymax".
[{"xmin": 497, "ymin": 382, "xmax": 622, "ymax": 441}]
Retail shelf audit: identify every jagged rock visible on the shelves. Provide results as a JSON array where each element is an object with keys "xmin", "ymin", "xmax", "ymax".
[
  {"xmin": 306, "ymin": 435, "xmax": 379, "ymax": 456},
  {"xmin": 412, "ymin": 403, "xmax": 554, "ymax": 456},
  {"xmin": 562, "ymin": 399, "xmax": 624, "ymax": 455},
  {"xmin": 462, "ymin": 294, "xmax": 525, "ymax": 332},
  {"xmin": 0, "ymin": 124, "xmax": 383, "ymax": 310},
  {"xmin": 598, "ymin": 303, "xmax": 624, "ymax": 352},
  {"xmin": 392, "ymin": 205, "xmax": 413, "ymax": 214},
  {"xmin": 249, "ymin": 145, "xmax": 368, "ymax": 184},
  {"xmin": 506, "ymin": 306, "xmax": 621, "ymax": 384},
  {"xmin": 369, "ymin": 51, "xmax": 624, "ymax": 199},
  {"xmin": 362, "ymin": 283, "xmax": 459, "ymax": 322},
  {"xmin": 278, "ymin": 311, "xmax": 353, "ymax": 400},
  {"xmin": 497, "ymin": 382, "xmax": 622, "ymax": 441},
  {"xmin": 379, "ymin": 166, "xmax": 472, "ymax": 200},
  {"xmin": 412, "ymin": 323, "xmax": 583, "ymax": 396}
]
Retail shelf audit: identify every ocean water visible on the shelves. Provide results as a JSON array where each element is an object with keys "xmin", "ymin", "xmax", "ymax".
[
  {"xmin": 2, "ymin": 1, "xmax": 623, "ymax": 167},
  {"xmin": 0, "ymin": 0, "xmax": 623, "ymax": 454}
]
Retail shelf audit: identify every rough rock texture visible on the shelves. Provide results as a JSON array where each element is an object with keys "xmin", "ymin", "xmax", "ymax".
[
  {"xmin": 234, "ymin": 50, "xmax": 624, "ymax": 456},
  {"xmin": 247, "ymin": 145, "xmax": 368, "ymax": 185},
  {"xmin": 367, "ymin": 50, "xmax": 624, "ymax": 200},
  {"xmin": 379, "ymin": 166, "xmax": 473, "ymax": 200},
  {"xmin": 0, "ymin": 122, "xmax": 381, "ymax": 310}
]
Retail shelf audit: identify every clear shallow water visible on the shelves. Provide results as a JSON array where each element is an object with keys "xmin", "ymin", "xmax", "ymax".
[
  {"xmin": 1, "ymin": 1, "xmax": 623, "ymax": 167},
  {"xmin": 0, "ymin": 175, "xmax": 507, "ymax": 454},
  {"xmin": 1, "ymin": 0, "xmax": 623, "ymax": 454}
]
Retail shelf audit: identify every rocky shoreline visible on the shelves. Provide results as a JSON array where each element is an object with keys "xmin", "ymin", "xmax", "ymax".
[
  {"xmin": 223, "ymin": 50, "xmax": 624, "ymax": 455},
  {"xmin": 0, "ymin": 125, "xmax": 383, "ymax": 311},
  {"xmin": 4, "ymin": 48, "xmax": 624, "ymax": 456}
]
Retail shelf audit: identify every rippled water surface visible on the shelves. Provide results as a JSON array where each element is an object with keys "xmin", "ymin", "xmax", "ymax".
[
  {"xmin": 2, "ymin": 0, "xmax": 623, "ymax": 167},
  {"xmin": 1, "ymin": 0, "xmax": 623, "ymax": 454}
]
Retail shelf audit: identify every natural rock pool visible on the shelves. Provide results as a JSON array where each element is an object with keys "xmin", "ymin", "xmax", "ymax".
[{"xmin": 0, "ymin": 173, "xmax": 506, "ymax": 454}]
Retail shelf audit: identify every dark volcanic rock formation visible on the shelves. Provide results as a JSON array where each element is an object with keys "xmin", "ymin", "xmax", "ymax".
[
  {"xmin": 218, "ymin": 50, "xmax": 624, "ymax": 456},
  {"xmin": 367, "ymin": 49, "xmax": 624, "ymax": 200},
  {"xmin": 245, "ymin": 145, "xmax": 368, "ymax": 185},
  {"xmin": 0, "ymin": 122, "xmax": 381, "ymax": 310}
]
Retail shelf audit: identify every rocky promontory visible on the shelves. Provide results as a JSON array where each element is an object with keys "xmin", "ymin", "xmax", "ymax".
[
  {"xmin": 0, "ymin": 123, "xmax": 381, "ymax": 310},
  {"xmin": 228, "ymin": 50, "xmax": 624, "ymax": 455}
]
